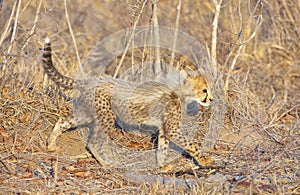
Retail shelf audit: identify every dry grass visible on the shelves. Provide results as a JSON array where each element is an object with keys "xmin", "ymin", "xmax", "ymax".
[{"xmin": 0, "ymin": 0, "xmax": 299, "ymax": 194}]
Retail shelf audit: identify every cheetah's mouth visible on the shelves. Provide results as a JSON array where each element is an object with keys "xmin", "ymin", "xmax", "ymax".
[
  {"xmin": 199, "ymin": 93, "xmax": 212, "ymax": 107},
  {"xmin": 199, "ymin": 101, "xmax": 210, "ymax": 107}
]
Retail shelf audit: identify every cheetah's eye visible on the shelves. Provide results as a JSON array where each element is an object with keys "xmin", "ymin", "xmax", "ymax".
[{"xmin": 203, "ymin": 89, "xmax": 207, "ymax": 93}]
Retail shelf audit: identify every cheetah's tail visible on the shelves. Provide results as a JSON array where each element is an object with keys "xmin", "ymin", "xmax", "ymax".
[{"xmin": 42, "ymin": 37, "xmax": 75, "ymax": 89}]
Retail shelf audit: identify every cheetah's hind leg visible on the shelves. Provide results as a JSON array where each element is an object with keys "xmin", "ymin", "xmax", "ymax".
[
  {"xmin": 86, "ymin": 123, "xmax": 129, "ymax": 168},
  {"xmin": 47, "ymin": 115, "xmax": 93, "ymax": 151},
  {"xmin": 156, "ymin": 128, "xmax": 170, "ymax": 167}
]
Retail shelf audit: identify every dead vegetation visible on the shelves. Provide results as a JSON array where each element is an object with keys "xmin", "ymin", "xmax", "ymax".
[{"xmin": 0, "ymin": 0, "xmax": 299, "ymax": 194}]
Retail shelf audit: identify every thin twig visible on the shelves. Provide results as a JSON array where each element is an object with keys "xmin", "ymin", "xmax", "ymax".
[
  {"xmin": 1, "ymin": 0, "xmax": 21, "ymax": 78},
  {"xmin": 0, "ymin": 160, "xmax": 15, "ymax": 175},
  {"xmin": 131, "ymin": 37, "xmax": 135, "ymax": 76},
  {"xmin": 152, "ymin": 0, "xmax": 162, "ymax": 76},
  {"xmin": 0, "ymin": 0, "xmax": 17, "ymax": 47},
  {"xmin": 224, "ymin": 44, "xmax": 242, "ymax": 91},
  {"xmin": 63, "ymin": 0, "xmax": 83, "ymax": 75},
  {"xmin": 21, "ymin": 0, "xmax": 43, "ymax": 52},
  {"xmin": 129, "ymin": 0, "xmax": 145, "ymax": 77},
  {"xmin": 113, "ymin": 0, "xmax": 148, "ymax": 78},
  {"xmin": 170, "ymin": 0, "xmax": 181, "ymax": 68},
  {"xmin": 54, "ymin": 156, "xmax": 58, "ymax": 183},
  {"xmin": 282, "ymin": 0, "xmax": 296, "ymax": 26},
  {"xmin": 224, "ymin": 1, "xmax": 262, "ymax": 93},
  {"xmin": 211, "ymin": 0, "xmax": 222, "ymax": 66}
]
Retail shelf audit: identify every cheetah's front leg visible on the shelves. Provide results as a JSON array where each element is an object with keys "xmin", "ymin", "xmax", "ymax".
[
  {"xmin": 164, "ymin": 128, "xmax": 212, "ymax": 166},
  {"xmin": 162, "ymin": 102, "xmax": 213, "ymax": 167}
]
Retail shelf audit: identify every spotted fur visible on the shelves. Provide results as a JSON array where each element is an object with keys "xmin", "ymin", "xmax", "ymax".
[{"xmin": 42, "ymin": 37, "xmax": 213, "ymax": 167}]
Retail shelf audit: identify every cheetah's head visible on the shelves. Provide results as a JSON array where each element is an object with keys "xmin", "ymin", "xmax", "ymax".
[{"xmin": 181, "ymin": 70, "xmax": 213, "ymax": 107}]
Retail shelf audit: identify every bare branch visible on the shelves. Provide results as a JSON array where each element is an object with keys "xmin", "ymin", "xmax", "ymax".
[
  {"xmin": 21, "ymin": 0, "xmax": 43, "ymax": 52},
  {"xmin": 224, "ymin": 1, "xmax": 263, "ymax": 93},
  {"xmin": 1, "ymin": 0, "xmax": 21, "ymax": 78},
  {"xmin": 170, "ymin": 0, "xmax": 182, "ymax": 68},
  {"xmin": 152, "ymin": 0, "xmax": 162, "ymax": 76},
  {"xmin": 0, "ymin": 1, "xmax": 17, "ymax": 47},
  {"xmin": 64, "ymin": 0, "xmax": 82, "ymax": 75},
  {"xmin": 211, "ymin": 0, "xmax": 222, "ymax": 66},
  {"xmin": 113, "ymin": 0, "xmax": 148, "ymax": 78}
]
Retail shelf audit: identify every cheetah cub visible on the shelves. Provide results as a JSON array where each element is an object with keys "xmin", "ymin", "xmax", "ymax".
[{"xmin": 42, "ymin": 37, "xmax": 213, "ymax": 167}]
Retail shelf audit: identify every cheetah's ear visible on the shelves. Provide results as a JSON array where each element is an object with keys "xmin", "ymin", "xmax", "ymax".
[
  {"xmin": 180, "ymin": 69, "xmax": 196, "ymax": 79},
  {"xmin": 179, "ymin": 70, "xmax": 188, "ymax": 86},
  {"xmin": 185, "ymin": 70, "xmax": 198, "ymax": 78}
]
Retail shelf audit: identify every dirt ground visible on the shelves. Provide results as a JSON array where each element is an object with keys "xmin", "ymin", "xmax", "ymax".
[{"xmin": 0, "ymin": 0, "xmax": 299, "ymax": 194}]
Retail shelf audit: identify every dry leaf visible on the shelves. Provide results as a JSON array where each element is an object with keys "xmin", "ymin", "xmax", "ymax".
[
  {"xmin": 20, "ymin": 113, "xmax": 32, "ymax": 123},
  {"xmin": 19, "ymin": 91, "xmax": 25, "ymax": 99}
]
